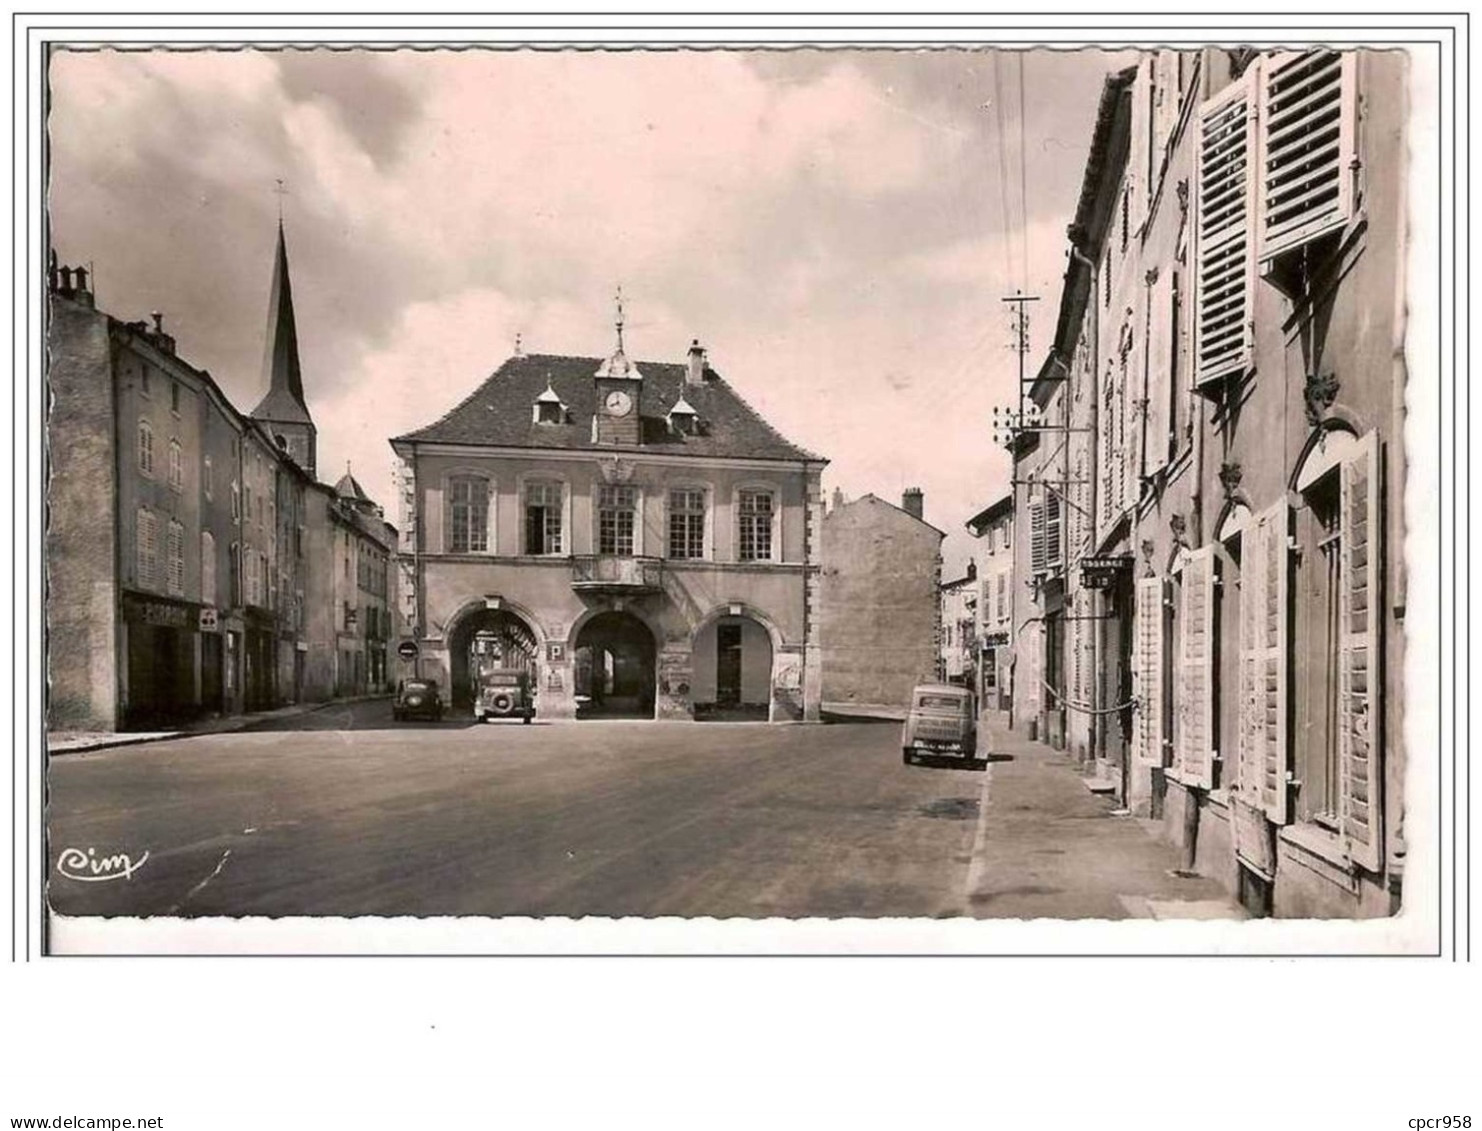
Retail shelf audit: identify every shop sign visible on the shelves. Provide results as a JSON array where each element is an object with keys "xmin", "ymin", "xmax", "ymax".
[
  {"xmin": 122, "ymin": 592, "xmax": 196, "ymax": 630},
  {"xmin": 982, "ymin": 631, "xmax": 1010, "ymax": 647},
  {"xmin": 199, "ymin": 606, "xmax": 220, "ymax": 632},
  {"xmin": 1080, "ymin": 554, "xmax": 1133, "ymax": 590}
]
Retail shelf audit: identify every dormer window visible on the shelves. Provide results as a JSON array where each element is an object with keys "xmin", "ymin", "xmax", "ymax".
[
  {"xmin": 532, "ymin": 379, "xmax": 567, "ymax": 425},
  {"xmin": 667, "ymin": 392, "xmax": 699, "ymax": 436}
]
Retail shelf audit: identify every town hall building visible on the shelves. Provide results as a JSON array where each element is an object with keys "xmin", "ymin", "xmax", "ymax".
[{"xmin": 390, "ymin": 303, "xmax": 828, "ymax": 722}]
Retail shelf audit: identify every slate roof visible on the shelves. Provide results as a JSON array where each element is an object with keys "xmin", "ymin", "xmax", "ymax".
[{"xmin": 392, "ymin": 352, "xmax": 824, "ymax": 464}]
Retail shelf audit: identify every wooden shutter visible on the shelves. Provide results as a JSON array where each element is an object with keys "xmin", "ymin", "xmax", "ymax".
[
  {"xmin": 1132, "ymin": 576, "xmax": 1167, "ymax": 765},
  {"xmin": 1259, "ymin": 50, "xmax": 1357, "ymax": 262},
  {"xmin": 1178, "ymin": 548, "xmax": 1218, "ymax": 788},
  {"xmin": 1194, "ymin": 71, "xmax": 1256, "ymax": 387},
  {"xmin": 1144, "ymin": 270, "xmax": 1175, "ymax": 477},
  {"xmin": 1339, "ymin": 432, "xmax": 1383, "ymax": 870},
  {"xmin": 1029, "ymin": 498, "xmax": 1047, "ymax": 575},
  {"xmin": 1129, "ymin": 61, "xmax": 1152, "ymax": 235},
  {"xmin": 1239, "ymin": 499, "xmax": 1291, "ymax": 823},
  {"xmin": 1045, "ymin": 491, "xmax": 1062, "ymax": 570}
]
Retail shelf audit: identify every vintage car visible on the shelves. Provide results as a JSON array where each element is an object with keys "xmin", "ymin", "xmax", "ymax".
[
  {"xmin": 392, "ymin": 678, "xmax": 445, "ymax": 723},
  {"xmin": 901, "ymin": 682, "xmax": 978, "ymax": 764},
  {"xmin": 475, "ymin": 666, "xmax": 535, "ymax": 724}
]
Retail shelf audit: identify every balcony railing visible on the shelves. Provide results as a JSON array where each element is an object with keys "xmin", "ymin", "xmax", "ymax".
[{"xmin": 570, "ymin": 554, "xmax": 664, "ymax": 593}]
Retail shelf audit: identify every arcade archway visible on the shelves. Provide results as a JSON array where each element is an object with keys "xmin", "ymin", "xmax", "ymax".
[
  {"xmin": 692, "ymin": 614, "xmax": 774, "ymax": 721},
  {"xmin": 574, "ymin": 611, "xmax": 656, "ymax": 719},
  {"xmin": 448, "ymin": 608, "xmax": 539, "ymax": 708}
]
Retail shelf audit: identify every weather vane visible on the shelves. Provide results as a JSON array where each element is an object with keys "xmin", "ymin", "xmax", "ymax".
[
  {"xmin": 614, "ymin": 284, "xmax": 626, "ymax": 353},
  {"xmin": 273, "ymin": 177, "xmax": 289, "ymax": 222}
]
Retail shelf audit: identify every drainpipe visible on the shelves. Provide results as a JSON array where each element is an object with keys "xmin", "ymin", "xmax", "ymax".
[{"xmin": 1068, "ymin": 238, "xmax": 1100, "ymax": 768}]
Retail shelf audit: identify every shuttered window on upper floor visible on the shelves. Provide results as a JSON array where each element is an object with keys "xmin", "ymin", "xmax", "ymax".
[
  {"xmin": 1195, "ymin": 71, "xmax": 1256, "ymax": 388},
  {"xmin": 1195, "ymin": 51, "xmax": 1359, "ymax": 389},
  {"xmin": 1259, "ymin": 50, "xmax": 1358, "ymax": 262}
]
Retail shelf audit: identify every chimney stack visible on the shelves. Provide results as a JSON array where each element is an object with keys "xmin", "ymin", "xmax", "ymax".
[
  {"xmin": 686, "ymin": 339, "xmax": 707, "ymax": 386},
  {"xmin": 902, "ymin": 487, "xmax": 924, "ymax": 521},
  {"xmin": 831, "ymin": 487, "xmax": 844, "ymax": 512}
]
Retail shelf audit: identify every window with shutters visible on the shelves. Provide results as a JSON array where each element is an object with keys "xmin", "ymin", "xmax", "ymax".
[
  {"xmin": 166, "ymin": 520, "xmax": 184, "ymax": 596},
  {"xmin": 1194, "ymin": 70, "xmax": 1256, "ymax": 387},
  {"xmin": 136, "ymin": 508, "xmax": 158, "ymax": 590},
  {"xmin": 202, "ymin": 531, "xmax": 217, "ymax": 607},
  {"xmin": 1235, "ymin": 499, "xmax": 1291, "ymax": 824},
  {"xmin": 1176, "ymin": 548, "xmax": 1218, "ymax": 788},
  {"xmin": 1028, "ymin": 499, "xmax": 1047, "ymax": 576},
  {"xmin": 1045, "ymin": 490, "xmax": 1062, "ymax": 571},
  {"xmin": 138, "ymin": 420, "xmax": 155, "ymax": 478},
  {"xmin": 1144, "ymin": 271, "xmax": 1175, "ymax": 478},
  {"xmin": 169, "ymin": 439, "xmax": 183, "ymax": 493},
  {"xmin": 1258, "ymin": 50, "xmax": 1357, "ymax": 263},
  {"xmin": 1132, "ymin": 576, "xmax": 1167, "ymax": 767},
  {"xmin": 1291, "ymin": 429, "xmax": 1383, "ymax": 869}
]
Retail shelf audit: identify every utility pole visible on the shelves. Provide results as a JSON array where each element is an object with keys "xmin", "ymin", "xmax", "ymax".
[{"xmin": 999, "ymin": 290, "xmax": 1037, "ymax": 734}]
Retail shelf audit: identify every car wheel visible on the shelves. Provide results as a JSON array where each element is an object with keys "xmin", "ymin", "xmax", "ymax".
[
  {"xmin": 902, "ymin": 747, "xmax": 915, "ymax": 765},
  {"xmin": 522, "ymin": 713, "xmax": 532, "ymax": 725}
]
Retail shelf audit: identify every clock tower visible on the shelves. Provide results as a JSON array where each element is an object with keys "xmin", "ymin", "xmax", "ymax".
[{"xmin": 593, "ymin": 287, "xmax": 643, "ymax": 446}]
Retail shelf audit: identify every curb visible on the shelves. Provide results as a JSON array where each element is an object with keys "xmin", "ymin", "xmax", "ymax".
[{"xmin": 46, "ymin": 695, "xmax": 393, "ymax": 756}]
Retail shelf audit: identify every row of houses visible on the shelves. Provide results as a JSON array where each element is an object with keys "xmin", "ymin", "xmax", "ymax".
[
  {"xmin": 1005, "ymin": 47, "xmax": 1408, "ymax": 917},
  {"xmin": 47, "ymin": 226, "xmax": 398, "ymax": 732}
]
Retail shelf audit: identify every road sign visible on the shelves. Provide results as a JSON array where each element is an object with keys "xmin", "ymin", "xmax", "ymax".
[{"xmin": 397, "ymin": 639, "xmax": 419, "ymax": 661}]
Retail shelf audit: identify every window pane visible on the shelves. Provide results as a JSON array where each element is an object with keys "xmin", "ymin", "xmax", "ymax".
[{"xmin": 739, "ymin": 490, "xmax": 773, "ymax": 561}]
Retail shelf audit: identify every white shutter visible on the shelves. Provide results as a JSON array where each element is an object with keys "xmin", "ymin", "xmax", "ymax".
[
  {"xmin": 1178, "ymin": 548, "xmax": 1218, "ymax": 789},
  {"xmin": 1132, "ymin": 576, "xmax": 1167, "ymax": 765},
  {"xmin": 1259, "ymin": 50, "xmax": 1358, "ymax": 262},
  {"xmin": 1029, "ymin": 499, "xmax": 1047, "ymax": 575},
  {"xmin": 1339, "ymin": 431, "xmax": 1383, "ymax": 870},
  {"xmin": 1194, "ymin": 70, "xmax": 1256, "ymax": 387},
  {"xmin": 1123, "ymin": 338, "xmax": 1142, "ymax": 508},
  {"xmin": 1129, "ymin": 61, "xmax": 1152, "ymax": 235},
  {"xmin": 1144, "ymin": 270, "xmax": 1175, "ymax": 477},
  {"xmin": 1238, "ymin": 499, "xmax": 1291, "ymax": 823},
  {"xmin": 1045, "ymin": 491, "xmax": 1062, "ymax": 570}
]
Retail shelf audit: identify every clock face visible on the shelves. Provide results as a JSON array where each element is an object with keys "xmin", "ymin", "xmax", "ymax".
[{"xmin": 604, "ymin": 389, "xmax": 633, "ymax": 417}]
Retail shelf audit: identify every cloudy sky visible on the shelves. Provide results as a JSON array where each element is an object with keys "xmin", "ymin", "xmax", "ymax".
[{"xmin": 48, "ymin": 46, "xmax": 1131, "ymax": 572}]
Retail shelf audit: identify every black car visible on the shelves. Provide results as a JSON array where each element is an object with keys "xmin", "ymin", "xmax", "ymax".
[{"xmin": 393, "ymin": 678, "xmax": 445, "ymax": 722}]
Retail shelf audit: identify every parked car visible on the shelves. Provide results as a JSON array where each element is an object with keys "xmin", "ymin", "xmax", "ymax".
[
  {"xmin": 393, "ymin": 678, "xmax": 445, "ymax": 722},
  {"xmin": 902, "ymin": 682, "xmax": 978, "ymax": 764},
  {"xmin": 475, "ymin": 666, "xmax": 535, "ymax": 724}
]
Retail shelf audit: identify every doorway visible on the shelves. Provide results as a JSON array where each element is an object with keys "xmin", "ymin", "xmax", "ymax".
[{"xmin": 575, "ymin": 611, "xmax": 656, "ymax": 719}]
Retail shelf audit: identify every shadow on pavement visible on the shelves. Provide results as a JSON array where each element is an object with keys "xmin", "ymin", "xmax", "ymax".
[{"xmin": 905, "ymin": 753, "xmax": 988, "ymax": 773}]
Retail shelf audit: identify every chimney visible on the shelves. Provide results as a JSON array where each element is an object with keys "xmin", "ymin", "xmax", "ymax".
[
  {"xmin": 686, "ymin": 339, "xmax": 707, "ymax": 385},
  {"xmin": 148, "ymin": 310, "xmax": 176, "ymax": 355},
  {"xmin": 902, "ymin": 487, "xmax": 924, "ymax": 521},
  {"xmin": 831, "ymin": 487, "xmax": 844, "ymax": 512}
]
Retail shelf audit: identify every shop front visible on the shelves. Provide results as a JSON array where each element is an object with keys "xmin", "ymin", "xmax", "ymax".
[{"xmin": 120, "ymin": 590, "xmax": 205, "ymax": 731}]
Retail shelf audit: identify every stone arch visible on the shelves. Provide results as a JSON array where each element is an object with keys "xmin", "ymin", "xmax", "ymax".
[
  {"xmin": 443, "ymin": 597, "xmax": 546, "ymax": 708},
  {"xmin": 571, "ymin": 608, "xmax": 659, "ymax": 719},
  {"xmin": 690, "ymin": 602, "xmax": 785, "ymax": 721},
  {"xmin": 1291, "ymin": 419, "xmax": 1360, "ymax": 495}
]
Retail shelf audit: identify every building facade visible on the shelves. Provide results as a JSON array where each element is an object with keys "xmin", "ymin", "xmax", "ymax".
[
  {"xmin": 938, "ymin": 561, "xmax": 977, "ymax": 687},
  {"xmin": 1008, "ymin": 48, "xmax": 1409, "ymax": 918},
  {"xmin": 965, "ymin": 493, "xmax": 1014, "ymax": 711},
  {"xmin": 390, "ymin": 320, "xmax": 827, "ymax": 723},
  {"xmin": 46, "ymin": 223, "xmax": 396, "ymax": 732},
  {"xmin": 819, "ymin": 490, "xmax": 945, "ymax": 716}
]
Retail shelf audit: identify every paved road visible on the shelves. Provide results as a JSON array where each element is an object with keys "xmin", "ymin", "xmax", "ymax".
[{"xmin": 47, "ymin": 700, "xmax": 993, "ymax": 919}]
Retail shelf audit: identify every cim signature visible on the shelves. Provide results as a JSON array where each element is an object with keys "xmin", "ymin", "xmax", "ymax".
[{"xmin": 56, "ymin": 846, "xmax": 150, "ymax": 882}]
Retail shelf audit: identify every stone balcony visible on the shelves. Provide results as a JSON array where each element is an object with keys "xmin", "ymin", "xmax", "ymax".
[{"xmin": 570, "ymin": 554, "xmax": 664, "ymax": 594}]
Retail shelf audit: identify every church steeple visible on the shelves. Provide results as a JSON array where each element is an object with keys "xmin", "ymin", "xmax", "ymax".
[{"xmin": 251, "ymin": 219, "xmax": 317, "ymax": 476}]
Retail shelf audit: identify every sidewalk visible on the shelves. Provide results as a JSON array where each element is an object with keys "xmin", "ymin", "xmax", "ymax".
[
  {"xmin": 46, "ymin": 694, "xmax": 392, "ymax": 756},
  {"xmin": 966, "ymin": 714, "xmax": 1245, "ymax": 920}
]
